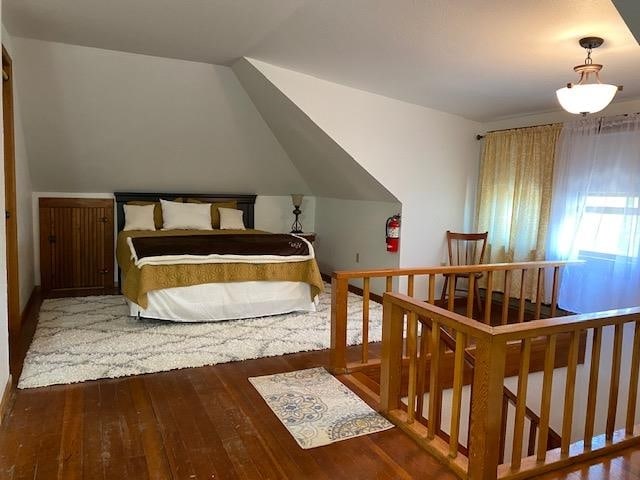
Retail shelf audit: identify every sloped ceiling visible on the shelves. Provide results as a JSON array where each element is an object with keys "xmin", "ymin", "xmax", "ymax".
[
  {"xmin": 4, "ymin": 0, "xmax": 640, "ymax": 121},
  {"xmin": 232, "ymin": 58, "xmax": 397, "ymax": 202},
  {"xmin": 13, "ymin": 38, "xmax": 310, "ymax": 194}
]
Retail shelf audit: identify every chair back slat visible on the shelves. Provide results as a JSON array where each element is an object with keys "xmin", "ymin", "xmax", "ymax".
[{"xmin": 446, "ymin": 231, "xmax": 488, "ymax": 267}]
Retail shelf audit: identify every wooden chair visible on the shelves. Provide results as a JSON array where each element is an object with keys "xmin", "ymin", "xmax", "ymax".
[{"xmin": 440, "ymin": 231, "xmax": 488, "ymax": 314}]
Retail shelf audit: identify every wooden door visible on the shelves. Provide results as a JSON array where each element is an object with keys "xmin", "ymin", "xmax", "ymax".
[
  {"xmin": 39, "ymin": 198, "xmax": 114, "ymax": 295},
  {"xmin": 2, "ymin": 46, "xmax": 20, "ymax": 337}
]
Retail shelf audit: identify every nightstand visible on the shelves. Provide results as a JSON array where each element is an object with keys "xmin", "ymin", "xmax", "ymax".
[{"xmin": 295, "ymin": 232, "xmax": 316, "ymax": 243}]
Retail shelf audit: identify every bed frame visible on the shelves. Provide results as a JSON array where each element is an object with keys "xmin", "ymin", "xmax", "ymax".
[{"xmin": 113, "ymin": 191, "xmax": 257, "ymax": 287}]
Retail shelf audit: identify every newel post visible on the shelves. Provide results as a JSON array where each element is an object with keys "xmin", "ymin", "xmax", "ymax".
[
  {"xmin": 329, "ymin": 275, "xmax": 349, "ymax": 374},
  {"xmin": 468, "ymin": 332, "xmax": 507, "ymax": 480},
  {"xmin": 379, "ymin": 293, "xmax": 405, "ymax": 414}
]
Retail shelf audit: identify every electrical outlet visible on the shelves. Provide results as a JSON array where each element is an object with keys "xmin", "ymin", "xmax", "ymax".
[{"xmin": 356, "ymin": 253, "xmax": 360, "ymax": 263}]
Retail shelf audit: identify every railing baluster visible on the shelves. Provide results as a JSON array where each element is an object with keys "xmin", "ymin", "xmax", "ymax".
[
  {"xmin": 484, "ymin": 270, "xmax": 493, "ymax": 324},
  {"xmin": 518, "ymin": 269, "xmax": 526, "ymax": 323},
  {"xmin": 606, "ymin": 323, "xmax": 624, "ymax": 440},
  {"xmin": 466, "ymin": 274, "xmax": 475, "ymax": 320},
  {"xmin": 447, "ymin": 274, "xmax": 456, "ymax": 311},
  {"xmin": 386, "ymin": 276, "xmax": 392, "ymax": 292},
  {"xmin": 449, "ymin": 330, "xmax": 466, "ymax": 458},
  {"xmin": 584, "ymin": 327, "xmax": 602, "ymax": 448},
  {"xmin": 428, "ymin": 274, "xmax": 435, "ymax": 304},
  {"xmin": 329, "ymin": 276, "xmax": 349, "ymax": 373},
  {"xmin": 501, "ymin": 270, "xmax": 511, "ymax": 325},
  {"xmin": 626, "ymin": 321, "xmax": 640, "ymax": 435},
  {"xmin": 511, "ymin": 338, "xmax": 532, "ymax": 469},
  {"xmin": 407, "ymin": 274, "xmax": 414, "ymax": 297},
  {"xmin": 550, "ymin": 266, "xmax": 560, "ymax": 317},
  {"xmin": 561, "ymin": 331, "xmax": 580, "ymax": 455},
  {"xmin": 379, "ymin": 300, "xmax": 406, "ymax": 413},
  {"xmin": 406, "ymin": 312, "xmax": 418, "ymax": 423},
  {"xmin": 535, "ymin": 267, "xmax": 544, "ymax": 320},
  {"xmin": 428, "ymin": 320, "xmax": 442, "ymax": 439},
  {"xmin": 361, "ymin": 277, "xmax": 370, "ymax": 364},
  {"xmin": 537, "ymin": 334, "xmax": 557, "ymax": 461}
]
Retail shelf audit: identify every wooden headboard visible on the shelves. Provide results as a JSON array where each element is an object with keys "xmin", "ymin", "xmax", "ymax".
[{"xmin": 114, "ymin": 192, "xmax": 257, "ymax": 233}]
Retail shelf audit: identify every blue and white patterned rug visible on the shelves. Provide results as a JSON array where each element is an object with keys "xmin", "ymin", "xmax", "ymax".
[{"xmin": 249, "ymin": 367, "xmax": 393, "ymax": 449}]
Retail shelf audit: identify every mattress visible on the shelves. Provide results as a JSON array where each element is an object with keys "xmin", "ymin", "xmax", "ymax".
[{"xmin": 128, "ymin": 280, "xmax": 317, "ymax": 322}]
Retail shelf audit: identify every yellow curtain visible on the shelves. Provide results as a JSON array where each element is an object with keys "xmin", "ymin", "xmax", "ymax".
[{"xmin": 477, "ymin": 124, "xmax": 562, "ymax": 299}]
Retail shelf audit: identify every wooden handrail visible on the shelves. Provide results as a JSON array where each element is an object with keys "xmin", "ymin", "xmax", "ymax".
[
  {"xmin": 333, "ymin": 260, "xmax": 581, "ymax": 279},
  {"xmin": 392, "ymin": 293, "xmax": 640, "ymax": 341},
  {"xmin": 491, "ymin": 306, "xmax": 640, "ymax": 340}
]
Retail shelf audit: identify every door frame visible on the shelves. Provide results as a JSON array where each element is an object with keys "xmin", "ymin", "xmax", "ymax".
[{"xmin": 2, "ymin": 45, "xmax": 20, "ymax": 341}]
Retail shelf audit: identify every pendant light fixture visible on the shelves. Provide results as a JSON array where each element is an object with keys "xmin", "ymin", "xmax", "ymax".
[{"xmin": 556, "ymin": 37, "xmax": 623, "ymax": 115}]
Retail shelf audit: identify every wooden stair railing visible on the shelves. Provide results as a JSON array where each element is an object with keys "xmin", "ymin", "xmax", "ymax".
[
  {"xmin": 330, "ymin": 260, "xmax": 579, "ymax": 376},
  {"xmin": 427, "ymin": 318, "xmax": 562, "ymax": 460},
  {"xmin": 380, "ymin": 292, "xmax": 640, "ymax": 480}
]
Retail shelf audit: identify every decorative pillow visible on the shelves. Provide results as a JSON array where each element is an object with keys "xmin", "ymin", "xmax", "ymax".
[
  {"xmin": 219, "ymin": 207, "xmax": 246, "ymax": 230},
  {"xmin": 160, "ymin": 199, "xmax": 212, "ymax": 230},
  {"xmin": 123, "ymin": 204, "xmax": 156, "ymax": 231},
  {"xmin": 128, "ymin": 198, "xmax": 183, "ymax": 229},
  {"xmin": 187, "ymin": 199, "xmax": 237, "ymax": 228}
]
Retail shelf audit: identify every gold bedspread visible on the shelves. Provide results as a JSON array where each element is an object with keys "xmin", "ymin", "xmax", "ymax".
[{"xmin": 117, "ymin": 229, "xmax": 324, "ymax": 308}]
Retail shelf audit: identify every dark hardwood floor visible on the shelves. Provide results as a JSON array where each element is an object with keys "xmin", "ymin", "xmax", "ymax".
[
  {"xmin": 0, "ymin": 349, "xmax": 461, "ymax": 480},
  {"xmin": 1, "ymin": 295, "xmax": 640, "ymax": 479}
]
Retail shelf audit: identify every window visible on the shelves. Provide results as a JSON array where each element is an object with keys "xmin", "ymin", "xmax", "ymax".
[{"xmin": 576, "ymin": 195, "xmax": 640, "ymax": 259}]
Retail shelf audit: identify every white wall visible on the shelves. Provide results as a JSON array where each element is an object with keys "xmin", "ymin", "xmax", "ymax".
[
  {"xmin": 31, "ymin": 192, "xmax": 314, "ymax": 285},
  {"xmin": 2, "ymin": 28, "xmax": 34, "ymax": 313},
  {"xmin": 254, "ymin": 195, "xmax": 315, "ymax": 234},
  {"xmin": 246, "ymin": 59, "xmax": 482, "ymax": 279},
  {"xmin": 232, "ymin": 58, "xmax": 397, "ymax": 203},
  {"xmin": 314, "ymin": 197, "xmax": 401, "ymax": 292},
  {"xmin": 12, "ymin": 38, "xmax": 310, "ymax": 195}
]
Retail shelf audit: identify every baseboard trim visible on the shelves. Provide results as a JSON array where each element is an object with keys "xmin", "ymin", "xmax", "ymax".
[{"xmin": 0, "ymin": 374, "xmax": 13, "ymax": 426}]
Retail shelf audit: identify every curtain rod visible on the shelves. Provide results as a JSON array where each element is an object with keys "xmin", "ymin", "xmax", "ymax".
[
  {"xmin": 475, "ymin": 122, "xmax": 557, "ymax": 140},
  {"xmin": 475, "ymin": 112, "xmax": 640, "ymax": 140}
]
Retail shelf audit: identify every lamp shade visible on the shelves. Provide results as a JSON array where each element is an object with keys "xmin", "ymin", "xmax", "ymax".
[
  {"xmin": 556, "ymin": 83, "xmax": 618, "ymax": 115},
  {"xmin": 291, "ymin": 194, "xmax": 304, "ymax": 207}
]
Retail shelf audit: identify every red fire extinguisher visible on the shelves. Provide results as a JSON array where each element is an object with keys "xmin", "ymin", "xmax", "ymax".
[{"xmin": 386, "ymin": 214, "xmax": 401, "ymax": 252}]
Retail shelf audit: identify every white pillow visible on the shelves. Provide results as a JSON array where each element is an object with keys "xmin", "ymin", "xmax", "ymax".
[
  {"xmin": 123, "ymin": 204, "xmax": 156, "ymax": 231},
  {"xmin": 219, "ymin": 208, "xmax": 246, "ymax": 230},
  {"xmin": 160, "ymin": 199, "xmax": 213, "ymax": 230}
]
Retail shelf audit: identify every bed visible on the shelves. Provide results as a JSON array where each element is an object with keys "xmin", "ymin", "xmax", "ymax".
[{"xmin": 115, "ymin": 192, "xmax": 323, "ymax": 322}]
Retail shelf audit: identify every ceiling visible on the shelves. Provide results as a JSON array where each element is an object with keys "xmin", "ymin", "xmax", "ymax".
[{"xmin": 4, "ymin": 0, "xmax": 640, "ymax": 121}]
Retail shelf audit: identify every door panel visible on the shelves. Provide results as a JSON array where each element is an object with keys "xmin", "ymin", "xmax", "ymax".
[{"xmin": 40, "ymin": 198, "xmax": 114, "ymax": 294}]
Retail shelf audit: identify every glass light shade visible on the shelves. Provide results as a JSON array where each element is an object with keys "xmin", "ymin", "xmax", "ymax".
[
  {"xmin": 291, "ymin": 194, "xmax": 304, "ymax": 207},
  {"xmin": 556, "ymin": 83, "xmax": 618, "ymax": 114}
]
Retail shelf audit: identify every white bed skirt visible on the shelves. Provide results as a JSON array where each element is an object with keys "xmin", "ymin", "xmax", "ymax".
[{"xmin": 127, "ymin": 280, "xmax": 317, "ymax": 322}]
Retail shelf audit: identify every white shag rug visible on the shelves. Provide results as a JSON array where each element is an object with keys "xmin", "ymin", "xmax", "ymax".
[
  {"xmin": 250, "ymin": 367, "xmax": 393, "ymax": 449},
  {"xmin": 18, "ymin": 283, "xmax": 382, "ymax": 389}
]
